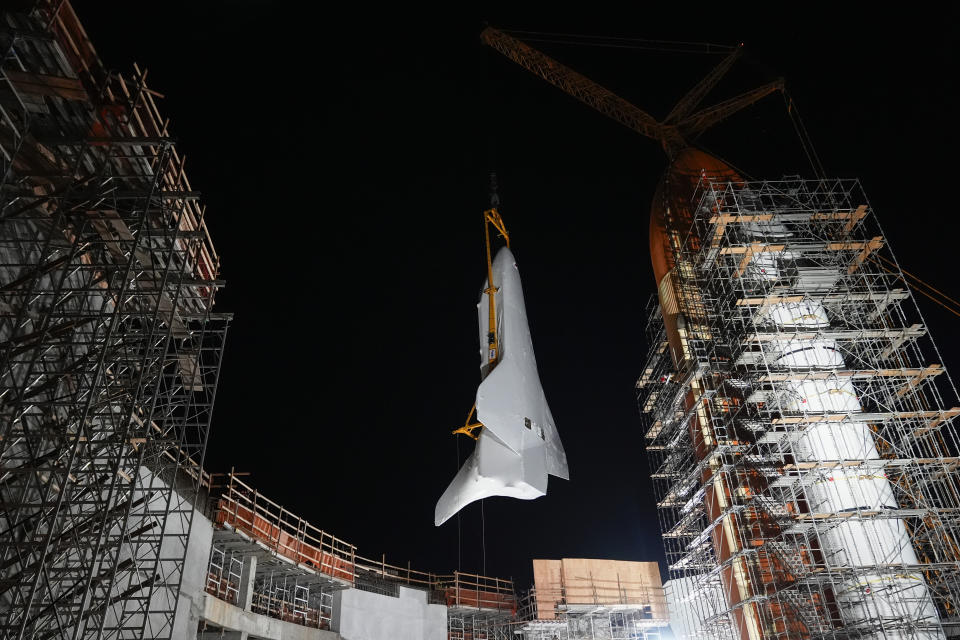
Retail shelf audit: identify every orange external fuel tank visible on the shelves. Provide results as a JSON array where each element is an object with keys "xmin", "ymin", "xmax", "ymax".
[{"xmin": 649, "ymin": 148, "xmax": 769, "ymax": 640}]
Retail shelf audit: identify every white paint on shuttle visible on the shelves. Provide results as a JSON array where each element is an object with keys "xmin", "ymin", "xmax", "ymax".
[{"xmin": 435, "ymin": 247, "xmax": 568, "ymax": 526}]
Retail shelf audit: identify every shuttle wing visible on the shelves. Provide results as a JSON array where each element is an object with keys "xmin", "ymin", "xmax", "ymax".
[{"xmin": 435, "ymin": 247, "xmax": 568, "ymax": 526}]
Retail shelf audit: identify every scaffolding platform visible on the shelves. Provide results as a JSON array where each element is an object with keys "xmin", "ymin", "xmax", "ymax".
[
  {"xmin": 0, "ymin": 2, "xmax": 229, "ymax": 637},
  {"xmin": 639, "ymin": 176, "xmax": 960, "ymax": 638},
  {"xmin": 205, "ymin": 471, "xmax": 519, "ymax": 638},
  {"xmin": 210, "ymin": 473, "xmax": 356, "ymax": 586}
]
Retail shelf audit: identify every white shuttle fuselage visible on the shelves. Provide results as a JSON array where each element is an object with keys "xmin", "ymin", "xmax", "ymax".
[{"xmin": 435, "ymin": 247, "xmax": 568, "ymax": 526}]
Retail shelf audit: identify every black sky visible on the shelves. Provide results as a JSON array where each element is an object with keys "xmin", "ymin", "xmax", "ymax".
[{"xmin": 73, "ymin": 3, "xmax": 958, "ymax": 588}]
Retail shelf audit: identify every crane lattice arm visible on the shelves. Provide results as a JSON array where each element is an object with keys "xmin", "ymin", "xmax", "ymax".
[
  {"xmin": 664, "ymin": 45, "xmax": 743, "ymax": 124},
  {"xmin": 480, "ymin": 26, "xmax": 785, "ymax": 159},
  {"xmin": 677, "ymin": 79, "xmax": 785, "ymax": 138},
  {"xmin": 480, "ymin": 27, "xmax": 662, "ymax": 142}
]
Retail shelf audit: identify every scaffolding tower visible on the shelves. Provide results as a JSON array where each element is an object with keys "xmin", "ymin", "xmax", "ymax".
[
  {"xmin": 516, "ymin": 588, "xmax": 667, "ymax": 640},
  {"xmin": 514, "ymin": 560, "xmax": 669, "ymax": 640},
  {"xmin": 0, "ymin": 2, "xmax": 228, "ymax": 638},
  {"xmin": 638, "ymin": 175, "xmax": 960, "ymax": 639},
  {"xmin": 444, "ymin": 571, "xmax": 516, "ymax": 640}
]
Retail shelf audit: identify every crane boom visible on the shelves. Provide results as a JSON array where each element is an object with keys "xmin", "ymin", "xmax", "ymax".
[
  {"xmin": 677, "ymin": 79, "xmax": 785, "ymax": 138},
  {"xmin": 664, "ymin": 45, "xmax": 742, "ymax": 124},
  {"xmin": 480, "ymin": 27, "xmax": 662, "ymax": 142},
  {"xmin": 480, "ymin": 26, "xmax": 784, "ymax": 159}
]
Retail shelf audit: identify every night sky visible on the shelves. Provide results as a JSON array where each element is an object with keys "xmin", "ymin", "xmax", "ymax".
[{"xmin": 74, "ymin": 3, "xmax": 957, "ymax": 588}]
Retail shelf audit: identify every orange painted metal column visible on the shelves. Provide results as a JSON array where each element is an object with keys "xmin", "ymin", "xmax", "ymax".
[{"xmin": 649, "ymin": 149, "xmax": 766, "ymax": 640}]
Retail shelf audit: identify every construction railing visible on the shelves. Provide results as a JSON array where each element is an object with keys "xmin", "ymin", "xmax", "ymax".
[
  {"xmin": 525, "ymin": 582, "xmax": 666, "ymax": 622},
  {"xmin": 251, "ymin": 590, "xmax": 330, "ymax": 630},
  {"xmin": 435, "ymin": 571, "xmax": 517, "ymax": 613},
  {"xmin": 205, "ymin": 546, "xmax": 242, "ymax": 605},
  {"xmin": 208, "ymin": 471, "xmax": 516, "ymax": 615},
  {"xmin": 210, "ymin": 472, "xmax": 357, "ymax": 583},
  {"xmin": 353, "ymin": 552, "xmax": 440, "ymax": 591}
]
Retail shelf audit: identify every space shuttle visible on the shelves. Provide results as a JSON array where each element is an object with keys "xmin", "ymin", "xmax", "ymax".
[{"xmin": 435, "ymin": 244, "xmax": 569, "ymax": 526}]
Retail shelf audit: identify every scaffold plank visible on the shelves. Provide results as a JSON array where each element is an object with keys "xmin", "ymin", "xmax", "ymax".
[
  {"xmin": 771, "ymin": 408, "xmax": 960, "ymax": 425},
  {"xmin": 846, "ymin": 236, "xmax": 884, "ymax": 274},
  {"xmin": 640, "ymin": 177, "xmax": 960, "ymax": 638},
  {"xmin": 810, "ymin": 204, "xmax": 868, "ymax": 232},
  {"xmin": 736, "ymin": 289, "xmax": 909, "ymax": 307},
  {"xmin": 708, "ymin": 213, "xmax": 773, "ymax": 247},
  {"xmin": 759, "ymin": 366, "xmax": 938, "ymax": 381},
  {"xmin": 783, "ymin": 457, "xmax": 960, "ymax": 471},
  {"xmin": 743, "ymin": 324, "xmax": 925, "ymax": 343}
]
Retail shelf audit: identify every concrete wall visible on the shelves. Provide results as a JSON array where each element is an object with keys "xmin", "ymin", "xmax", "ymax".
[
  {"xmin": 101, "ymin": 467, "xmax": 214, "ymax": 639},
  {"xmin": 175, "ymin": 506, "xmax": 214, "ymax": 640},
  {"xmin": 167, "ymin": 476, "xmax": 443, "ymax": 640},
  {"xmin": 184, "ymin": 506, "xmax": 340, "ymax": 640},
  {"xmin": 332, "ymin": 586, "xmax": 446, "ymax": 640}
]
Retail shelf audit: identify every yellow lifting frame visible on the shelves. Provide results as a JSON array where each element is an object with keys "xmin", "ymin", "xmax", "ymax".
[
  {"xmin": 452, "ymin": 403, "xmax": 484, "ymax": 440},
  {"xmin": 452, "ymin": 208, "xmax": 510, "ymax": 440}
]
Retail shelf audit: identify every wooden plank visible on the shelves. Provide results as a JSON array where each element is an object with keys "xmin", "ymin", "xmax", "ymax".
[
  {"xmin": 716, "ymin": 242, "xmax": 787, "ymax": 277},
  {"xmin": 773, "ymin": 414, "xmax": 847, "ymax": 425},
  {"xmin": 880, "ymin": 324, "xmax": 925, "ymax": 359},
  {"xmin": 826, "ymin": 240, "xmax": 870, "ymax": 251},
  {"xmin": 745, "ymin": 325, "xmax": 925, "ymax": 343},
  {"xmin": 558, "ymin": 558, "xmax": 664, "ymax": 614},
  {"xmin": 737, "ymin": 295, "xmax": 805, "ymax": 306},
  {"xmin": 533, "ymin": 559, "xmax": 562, "ymax": 620},
  {"xmin": 810, "ymin": 204, "xmax": 868, "ymax": 232},
  {"xmin": 847, "ymin": 236, "xmax": 884, "ymax": 274},
  {"xmin": 6, "ymin": 70, "xmax": 83, "ymax": 90},
  {"xmin": 720, "ymin": 243, "xmax": 786, "ymax": 255},
  {"xmin": 895, "ymin": 364, "xmax": 944, "ymax": 399},
  {"xmin": 708, "ymin": 214, "xmax": 773, "ymax": 247},
  {"xmin": 772, "ymin": 408, "xmax": 960, "ymax": 427},
  {"xmin": 760, "ymin": 365, "xmax": 943, "ymax": 384},
  {"xmin": 913, "ymin": 408, "xmax": 960, "ymax": 437},
  {"xmin": 708, "ymin": 214, "xmax": 775, "ymax": 224},
  {"xmin": 844, "ymin": 204, "xmax": 868, "ymax": 232},
  {"xmin": 736, "ymin": 244, "xmax": 757, "ymax": 276},
  {"xmin": 784, "ymin": 457, "xmax": 960, "ymax": 471},
  {"xmin": 5, "ymin": 69, "xmax": 88, "ymax": 101}
]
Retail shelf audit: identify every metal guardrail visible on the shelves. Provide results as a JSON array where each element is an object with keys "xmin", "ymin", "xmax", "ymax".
[
  {"xmin": 251, "ymin": 590, "xmax": 330, "ymax": 630},
  {"xmin": 208, "ymin": 471, "xmax": 517, "ymax": 613},
  {"xmin": 210, "ymin": 473, "xmax": 357, "ymax": 583}
]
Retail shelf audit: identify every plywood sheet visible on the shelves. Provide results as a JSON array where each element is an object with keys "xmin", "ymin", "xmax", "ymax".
[
  {"xmin": 532, "ymin": 558, "xmax": 666, "ymax": 621},
  {"xmin": 532, "ymin": 558, "xmax": 562, "ymax": 619}
]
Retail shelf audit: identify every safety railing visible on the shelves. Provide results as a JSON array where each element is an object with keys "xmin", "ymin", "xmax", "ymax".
[
  {"xmin": 524, "ymin": 579, "xmax": 667, "ymax": 622},
  {"xmin": 353, "ymin": 552, "xmax": 442, "ymax": 591},
  {"xmin": 251, "ymin": 590, "xmax": 330, "ymax": 630},
  {"xmin": 210, "ymin": 472, "xmax": 357, "ymax": 584},
  {"xmin": 434, "ymin": 571, "xmax": 517, "ymax": 613},
  {"xmin": 205, "ymin": 546, "xmax": 241, "ymax": 605},
  {"xmin": 39, "ymin": 1, "xmax": 221, "ymax": 309},
  {"xmin": 209, "ymin": 471, "xmax": 516, "ymax": 616}
]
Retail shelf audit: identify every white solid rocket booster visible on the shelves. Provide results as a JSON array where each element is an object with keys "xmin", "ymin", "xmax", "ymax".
[
  {"xmin": 435, "ymin": 247, "xmax": 568, "ymax": 526},
  {"xmin": 741, "ymin": 218, "xmax": 942, "ymax": 638}
]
